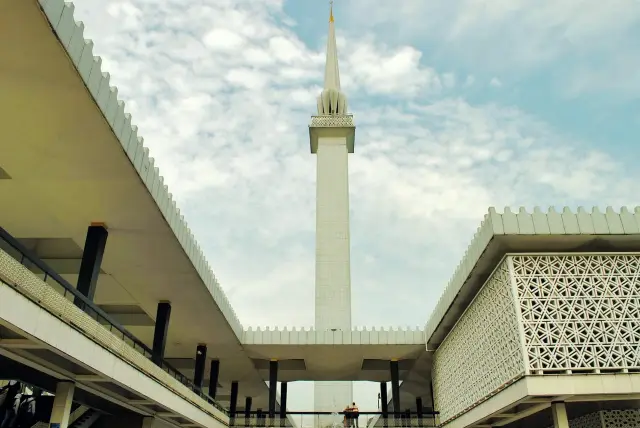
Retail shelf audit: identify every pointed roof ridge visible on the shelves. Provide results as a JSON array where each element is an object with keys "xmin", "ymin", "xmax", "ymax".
[{"xmin": 324, "ymin": 0, "xmax": 341, "ymax": 90}]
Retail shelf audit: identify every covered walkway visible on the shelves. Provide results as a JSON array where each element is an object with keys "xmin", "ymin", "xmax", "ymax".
[
  {"xmin": 0, "ymin": 0, "xmax": 291, "ymax": 421},
  {"xmin": 0, "ymin": 226, "xmax": 228, "ymax": 427}
]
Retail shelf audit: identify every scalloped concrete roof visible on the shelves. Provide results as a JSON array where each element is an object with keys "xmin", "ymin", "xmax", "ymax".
[
  {"xmin": 37, "ymin": 0, "xmax": 242, "ymax": 336},
  {"xmin": 1, "ymin": 0, "xmax": 281, "ymax": 413},
  {"xmin": 425, "ymin": 206, "xmax": 640, "ymax": 348}
]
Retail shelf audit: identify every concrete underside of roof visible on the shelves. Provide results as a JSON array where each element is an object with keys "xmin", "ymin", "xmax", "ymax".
[
  {"xmin": 444, "ymin": 373, "xmax": 640, "ymax": 428},
  {"xmin": 496, "ymin": 399, "xmax": 640, "ymax": 428},
  {"xmin": 242, "ymin": 344, "xmax": 425, "ymax": 382}
]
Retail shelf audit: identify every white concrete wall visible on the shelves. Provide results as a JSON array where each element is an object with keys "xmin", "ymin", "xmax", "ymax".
[{"xmin": 432, "ymin": 258, "xmax": 526, "ymax": 424}]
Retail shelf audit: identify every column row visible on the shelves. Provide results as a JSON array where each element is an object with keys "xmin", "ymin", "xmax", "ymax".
[
  {"xmin": 68, "ymin": 225, "xmax": 227, "ymax": 403},
  {"xmin": 379, "ymin": 360, "xmax": 434, "ymax": 422}
]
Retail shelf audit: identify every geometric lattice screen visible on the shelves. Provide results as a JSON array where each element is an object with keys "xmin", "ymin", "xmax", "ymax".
[
  {"xmin": 511, "ymin": 254, "xmax": 640, "ymax": 373},
  {"xmin": 432, "ymin": 260, "xmax": 525, "ymax": 423},
  {"xmin": 545, "ymin": 409, "xmax": 640, "ymax": 428},
  {"xmin": 566, "ymin": 412, "xmax": 602, "ymax": 428},
  {"xmin": 600, "ymin": 409, "xmax": 640, "ymax": 427},
  {"xmin": 433, "ymin": 254, "xmax": 640, "ymax": 425}
]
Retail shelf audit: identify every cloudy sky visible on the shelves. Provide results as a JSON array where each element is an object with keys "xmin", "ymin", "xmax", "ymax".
[{"xmin": 71, "ymin": 0, "xmax": 639, "ymax": 421}]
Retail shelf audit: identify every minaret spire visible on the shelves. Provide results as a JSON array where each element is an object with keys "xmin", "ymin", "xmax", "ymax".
[
  {"xmin": 324, "ymin": 0, "xmax": 341, "ymax": 90},
  {"xmin": 316, "ymin": 0, "xmax": 348, "ymax": 116}
]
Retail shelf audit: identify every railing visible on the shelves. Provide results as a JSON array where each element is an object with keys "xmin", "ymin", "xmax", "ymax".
[
  {"xmin": 0, "ymin": 226, "xmax": 228, "ymax": 415},
  {"xmin": 368, "ymin": 416, "xmax": 437, "ymax": 427},
  {"xmin": 231, "ymin": 416, "xmax": 291, "ymax": 427},
  {"xmin": 229, "ymin": 412, "xmax": 438, "ymax": 428}
]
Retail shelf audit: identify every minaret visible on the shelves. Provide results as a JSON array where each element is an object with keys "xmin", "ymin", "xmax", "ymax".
[{"xmin": 309, "ymin": 2, "xmax": 355, "ymax": 425}]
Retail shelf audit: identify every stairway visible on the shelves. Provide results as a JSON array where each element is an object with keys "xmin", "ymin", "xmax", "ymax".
[
  {"xmin": 70, "ymin": 408, "xmax": 101, "ymax": 428},
  {"xmin": 25, "ymin": 408, "xmax": 101, "ymax": 428}
]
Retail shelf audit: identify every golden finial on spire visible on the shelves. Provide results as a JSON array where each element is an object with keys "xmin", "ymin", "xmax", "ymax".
[{"xmin": 329, "ymin": 0, "xmax": 334, "ymax": 23}]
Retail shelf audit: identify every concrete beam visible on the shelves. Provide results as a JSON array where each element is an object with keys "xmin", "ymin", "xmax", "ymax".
[
  {"xmin": 492, "ymin": 403, "xmax": 551, "ymax": 427},
  {"xmin": 0, "ymin": 339, "xmax": 44, "ymax": 349},
  {"xmin": 75, "ymin": 375, "xmax": 110, "ymax": 382}
]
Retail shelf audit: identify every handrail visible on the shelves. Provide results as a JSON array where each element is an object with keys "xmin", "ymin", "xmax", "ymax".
[
  {"xmin": 232, "ymin": 412, "xmax": 439, "ymax": 416},
  {"xmin": 0, "ymin": 226, "xmax": 227, "ymax": 414}
]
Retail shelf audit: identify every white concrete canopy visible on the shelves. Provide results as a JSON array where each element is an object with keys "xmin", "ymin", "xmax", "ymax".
[
  {"xmin": 425, "ymin": 207, "xmax": 640, "ymax": 348},
  {"xmin": 241, "ymin": 328, "xmax": 425, "ymax": 382},
  {"xmin": 0, "ymin": 0, "xmax": 270, "ymax": 411}
]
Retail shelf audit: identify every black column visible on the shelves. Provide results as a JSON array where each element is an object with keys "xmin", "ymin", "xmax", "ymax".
[
  {"xmin": 380, "ymin": 382, "xmax": 388, "ymax": 415},
  {"xmin": 279, "ymin": 382, "xmax": 287, "ymax": 421},
  {"xmin": 416, "ymin": 397, "xmax": 423, "ymax": 420},
  {"xmin": 245, "ymin": 397, "xmax": 253, "ymax": 420},
  {"xmin": 74, "ymin": 224, "xmax": 108, "ymax": 307},
  {"xmin": 209, "ymin": 360, "xmax": 220, "ymax": 400},
  {"xmin": 390, "ymin": 360, "xmax": 400, "ymax": 418},
  {"xmin": 268, "ymin": 360, "xmax": 278, "ymax": 418},
  {"xmin": 230, "ymin": 381, "xmax": 239, "ymax": 423},
  {"xmin": 194, "ymin": 344, "xmax": 207, "ymax": 390},
  {"xmin": 151, "ymin": 302, "xmax": 171, "ymax": 366}
]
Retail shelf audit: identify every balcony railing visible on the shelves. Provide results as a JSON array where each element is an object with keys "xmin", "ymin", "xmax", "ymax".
[
  {"xmin": 0, "ymin": 225, "xmax": 227, "ymax": 415},
  {"xmin": 229, "ymin": 412, "xmax": 438, "ymax": 428}
]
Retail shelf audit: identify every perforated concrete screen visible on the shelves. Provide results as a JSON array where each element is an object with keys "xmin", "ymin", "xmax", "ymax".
[{"xmin": 433, "ymin": 253, "xmax": 640, "ymax": 425}]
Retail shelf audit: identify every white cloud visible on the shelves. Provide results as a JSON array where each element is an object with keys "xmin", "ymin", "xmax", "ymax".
[
  {"xmin": 72, "ymin": 0, "xmax": 638, "ymax": 418},
  {"xmin": 203, "ymin": 28, "xmax": 247, "ymax": 51},
  {"xmin": 489, "ymin": 77, "xmax": 502, "ymax": 87},
  {"xmin": 345, "ymin": 0, "xmax": 640, "ymax": 95},
  {"xmin": 341, "ymin": 41, "xmax": 442, "ymax": 96}
]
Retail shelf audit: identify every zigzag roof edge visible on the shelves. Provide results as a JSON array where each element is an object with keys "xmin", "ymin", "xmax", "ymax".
[
  {"xmin": 37, "ymin": 0, "xmax": 243, "ymax": 337},
  {"xmin": 241, "ymin": 326, "xmax": 425, "ymax": 333},
  {"xmin": 424, "ymin": 205, "xmax": 640, "ymax": 343}
]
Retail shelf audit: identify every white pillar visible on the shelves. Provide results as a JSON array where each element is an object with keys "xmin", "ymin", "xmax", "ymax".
[
  {"xmin": 551, "ymin": 402, "xmax": 570, "ymax": 428},
  {"xmin": 49, "ymin": 381, "xmax": 75, "ymax": 428},
  {"xmin": 314, "ymin": 137, "xmax": 353, "ymax": 426},
  {"xmin": 314, "ymin": 137, "xmax": 352, "ymax": 330}
]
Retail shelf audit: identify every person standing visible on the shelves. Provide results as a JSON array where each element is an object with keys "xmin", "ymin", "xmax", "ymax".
[
  {"xmin": 343, "ymin": 405, "xmax": 351, "ymax": 428},
  {"xmin": 350, "ymin": 403, "xmax": 359, "ymax": 428}
]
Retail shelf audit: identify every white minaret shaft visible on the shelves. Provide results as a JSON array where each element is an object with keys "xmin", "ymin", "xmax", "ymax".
[{"xmin": 310, "ymin": 3, "xmax": 356, "ymax": 425}]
